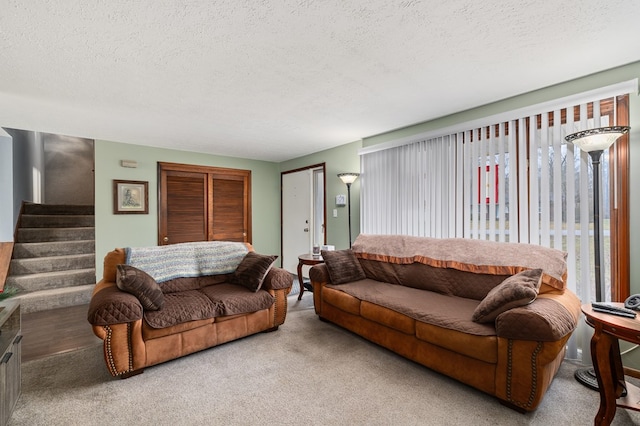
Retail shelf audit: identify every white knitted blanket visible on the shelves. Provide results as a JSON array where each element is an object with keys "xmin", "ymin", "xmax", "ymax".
[{"xmin": 125, "ymin": 241, "xmax": 249, "ymax": 283}]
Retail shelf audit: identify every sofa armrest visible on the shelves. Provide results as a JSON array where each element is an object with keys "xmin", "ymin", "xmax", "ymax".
[
  {"xmin": 309, "ymin": 264, "xmax": 331, "ymax": 317},
  {"xmin": 309, "ymin": 263, "xmax": 330, "ymax": 284},
  {"xmin": 262, "ymin": 267, "xmax": 293, "ymax": 291},
  {"xmin": 495, "ymin": 289, "xmax": 581, "ymax": 341},
  {"xmin": 87, "ymin": 280, "xmax": 143, "ymax": 326}
]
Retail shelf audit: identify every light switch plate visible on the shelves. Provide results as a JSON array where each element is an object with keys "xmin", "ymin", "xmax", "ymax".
[
  {"xmin": 333, "ymin": 209, "xmax": 338, "ymax": 217},
  {"xmin": 335, "ymin": 194, "xmax": 346, "ymax": 206}
]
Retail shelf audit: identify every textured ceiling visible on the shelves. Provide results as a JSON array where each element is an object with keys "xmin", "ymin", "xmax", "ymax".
[{"xmin": 1, "ymin": 1, "xmax": 640, "ymax": 162}]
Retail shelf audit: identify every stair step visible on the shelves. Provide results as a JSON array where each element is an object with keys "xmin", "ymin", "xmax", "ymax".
[
  {"xmin": 23, "ymin": 203, "xmax": 94, "ymax": 216},
  {"xmin": 9, "ymin": 253, "xmax": 95, "ymax": 275},
  {"xmin": 6, "ymin": 268, "xmax": 96, "ymax": 293},
  {"xmin": 20, "ymin": 214, "xmax": 95, "ymax": 228},
  {"xmin": 16, "ymin": 227, "xmax": 95, "ymax": 243},
  {"xmin": 14, "ymin": 284, "xmax": 95, "ymax": 314},
  {"xmin": 12, "ymin": 240, "xmax": 95, "ymax": 259},
  {"xmin": 8, "ymin": 203, "xmax": 97, "ymax": 313}
]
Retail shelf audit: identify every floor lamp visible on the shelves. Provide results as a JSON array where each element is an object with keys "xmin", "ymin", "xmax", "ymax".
[
  {"xmin": 338, "ymin": 173, "xmax": 359, "ymax": 248},
  {"xmin": 565, "ymin": 126, "xmax": 630, "ymax": 390}
]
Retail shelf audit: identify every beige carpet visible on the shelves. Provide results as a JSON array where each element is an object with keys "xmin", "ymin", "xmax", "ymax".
[{"xmin": 10, "ymin": 296, "xmax": 640, "ymax": 425}]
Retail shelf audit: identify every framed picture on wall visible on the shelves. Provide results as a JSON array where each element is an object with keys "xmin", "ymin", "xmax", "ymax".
[{"xmin": 113, "ymin": 180, "xmax": 148, "ymax": 214}]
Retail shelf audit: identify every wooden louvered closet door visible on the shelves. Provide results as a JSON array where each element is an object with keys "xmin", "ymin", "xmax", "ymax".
[{"xmin": 158, "ymin": 162, "xmax": 251, "ymax": 245}]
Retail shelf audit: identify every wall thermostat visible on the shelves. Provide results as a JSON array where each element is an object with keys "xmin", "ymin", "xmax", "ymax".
[{"xmin": 335, "ymin": 194, "xmax": 346, "ymax": 206}]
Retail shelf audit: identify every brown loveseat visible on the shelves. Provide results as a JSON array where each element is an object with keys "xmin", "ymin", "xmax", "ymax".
[
  {"xmin": 310, "ymin": 234, "xmax": 581, "ymax": 412},
  {"xmin": 88, "ymin": 241, "xmax": 292, "ymax": 377}
]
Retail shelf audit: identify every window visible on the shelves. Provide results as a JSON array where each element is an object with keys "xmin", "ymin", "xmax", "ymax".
[{"xmin": 360, "ymin": 81, "xmax": 635, "ymax": 359}]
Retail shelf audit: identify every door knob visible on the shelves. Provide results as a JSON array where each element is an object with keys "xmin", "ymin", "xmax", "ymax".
[
  {"xmin": 303, "ymin": 228, "xmax": 309, "ymax": 232},
  {"xmin": 163, "ymin": 236, "xmax": 169, "ymax": 242}
]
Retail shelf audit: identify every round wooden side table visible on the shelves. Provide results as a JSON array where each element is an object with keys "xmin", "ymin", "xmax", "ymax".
[
  {"xmin": 582, "ymin": 303, "xmax": 640, "ymax": 425},
  {"xmin": 296, "ymin": 253, "xmax": 324, "ymax": 300}
]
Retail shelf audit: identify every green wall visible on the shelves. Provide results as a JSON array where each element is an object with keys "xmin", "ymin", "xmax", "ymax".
[
  {"xmin": 279, "ymin": 140, "xmax": 362, "ymax": 251},
  {"xmin": 363, "ymin": 61, "xmax": 640, "ymax": 294},
  {"xmin": 94, "ymin": 140, "xmax": 281, "ymax": 278},
  {"xmin": 94, "ymin": 61, "xmax": 640, "ymax": 295}
]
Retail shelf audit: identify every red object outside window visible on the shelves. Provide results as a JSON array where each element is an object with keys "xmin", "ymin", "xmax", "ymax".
[{"xmin": 478, "ymin": 165, "xmax": 499, "ymax": 204}]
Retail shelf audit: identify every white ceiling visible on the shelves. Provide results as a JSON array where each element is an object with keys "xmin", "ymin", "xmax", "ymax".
[{"xmin": 2, "ymin": 1, "xmax": 640, "ymax": 162}]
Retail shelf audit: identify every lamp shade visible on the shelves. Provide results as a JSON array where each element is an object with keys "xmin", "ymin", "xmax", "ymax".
[
  {"xmin": 338, "ymin": 173, "xmax": 359, "ymax": 185},
  {"xmin": 565, "ymin": 126, "xmax": 630, "ymax": 152}
]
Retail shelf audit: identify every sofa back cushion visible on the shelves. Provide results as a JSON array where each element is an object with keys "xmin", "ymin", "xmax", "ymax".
[
  {"xmin": 352, "ymin": 234, "xmax": 567, "ymax": 299},
  {"xmin": 397, "ymin": 262, "xmax": 509, "ymax": 299},
  {"xmin": 160, "ymin": 275, "xmax": 229, "ymax": 293},
  {"xmin": 359, "ymin": 259, "xmax": 509, "ymax": 299}
]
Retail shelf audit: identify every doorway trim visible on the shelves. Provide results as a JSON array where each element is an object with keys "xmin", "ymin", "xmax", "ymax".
[{"xmin": 281, "ymin": 163, "xmax": 326, "ymax": 265}]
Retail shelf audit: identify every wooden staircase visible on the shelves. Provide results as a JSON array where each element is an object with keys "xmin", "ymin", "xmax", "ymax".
[{"xmin": 5, "ymin": 203, "xmax": 95, "ymax": 313}]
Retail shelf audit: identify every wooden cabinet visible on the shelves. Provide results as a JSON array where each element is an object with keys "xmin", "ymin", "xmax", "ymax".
[
  {"xmin": 0, "ymin": 300, "xmax": 21, "ymax": 426},
  {"xmin": 158, "ymin": 162, "xmax": 251, "ymax": 245}
]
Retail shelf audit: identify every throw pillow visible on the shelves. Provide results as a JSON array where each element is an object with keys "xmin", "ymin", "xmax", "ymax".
[
  {"xmin": 321, "ymin": 249, "xmax": 366, "ymax": 284},
  {"xmin": 229, "ymin": 252, "xmax": 278, "ymax": 292},
  {"xmin": 472, "ymin": 268, "xmax": 543, "ymax": 323},
  {"xmin": 116, "ymin": 264, "xmax": 165, "ymax": 311}
]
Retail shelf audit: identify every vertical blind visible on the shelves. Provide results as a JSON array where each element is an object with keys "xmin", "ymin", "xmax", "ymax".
[{"xmin": 360, "ymin": 85, "xmax": 633, "ymax": 361}]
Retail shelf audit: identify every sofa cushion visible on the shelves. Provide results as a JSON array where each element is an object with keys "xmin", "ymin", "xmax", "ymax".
[
  {"xmin": 322, "ymin": 285, "xmax": 362, "ymax": 315},
  {"xmin": 327, "ymin": 279, "xmax": 496, "ymax": 337},
  {"xmin": 115, "ymin": 264, "xmax": 165, "ymax": 311},
  {"xmin": 160, "ymin": 274, "xmax": 229, "ymax": 293},
  {"xmin": 395, "ymin": 262, "xmax": 454, "ymax": 295},
  {"xmin": 143, "ymin": 290, "xmax": 220, "ymax": 329},
  {"xmin": 200, "ymin": 283, "xmax": 275, "ymax": 316},
  {"xmin": 361, "ymin": 301, "xmax": 415, "ymax": 335},
  {"xmin": 472, "ymin": 269, "xmax": 542, "ymax": 323},
  {"xmin": 358, "ymin": 258, "xmax": 402, "ymax": 285},
  {"xmin": 321, "ymin": 249, "xmax": 366, "ymax": 284},
  {"xmin": 415, "ymin": 321, "xmax": 498, "ymax": 364},
  {"xmin": 358, "ymin": 259, "xmax": 510, "ymax": 299},
  {"xmin": 229, "ymin": 252, "xmax": 278, "ymax": 292},
  {"xmin": 142, "ymin": 317, "xmax": 215, "ymax": 341}
]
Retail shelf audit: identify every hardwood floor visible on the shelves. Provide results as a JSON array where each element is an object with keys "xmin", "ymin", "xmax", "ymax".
[
  {"xmin": 20, "ymin": 292, "xmax": 313, "ymax": 363},
  {"xmin": 21, "ymin": 304, "xmax": 101, "ymax": 363}
]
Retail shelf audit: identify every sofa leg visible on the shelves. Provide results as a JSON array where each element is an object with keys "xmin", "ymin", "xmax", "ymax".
[
  {"xmin": 119, "ymin": 369, "xmax": 144, "ymax": 379},
  {"xmin": 263, "ymin": 326, "xmax": 279, "ymax": 332}
]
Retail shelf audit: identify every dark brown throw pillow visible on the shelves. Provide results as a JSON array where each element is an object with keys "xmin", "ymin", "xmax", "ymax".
[
  {"xmin": 116, "ymin": 264, "xmax": 164, "ymax": 311},
  {"xmin": 229, "ymin": 252, "xmax": 278, "ymax": 292},
  {"xmin": 321, "ymin": 249, "xmax": 366, "ymax": 284},
  {"xmin": 472, "ymin": 268, "xmax": 543, "ymax": 323}
]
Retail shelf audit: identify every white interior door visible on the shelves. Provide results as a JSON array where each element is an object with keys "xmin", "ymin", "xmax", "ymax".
[{"xmin": 282, "ymin": 169, "xmax": 313, "ymax": 274}]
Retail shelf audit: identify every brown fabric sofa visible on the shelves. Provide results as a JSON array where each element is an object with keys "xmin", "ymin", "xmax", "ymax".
[
  {"xmin": 310, "ymin": 234, "xmax": 581, "ymax": 412},
  {"xmin": 88, "ymin": 242, "xmax": 292, "ymax": 377}
]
